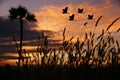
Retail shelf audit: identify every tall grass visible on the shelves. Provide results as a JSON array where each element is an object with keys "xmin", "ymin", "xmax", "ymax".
[
  {"xmin": 11, "ymin": 17, "xmax": 120, "ymax": 69},
  {"xmin": 9, "ymin": 16, "xmax": 120, "ymax": 80}
]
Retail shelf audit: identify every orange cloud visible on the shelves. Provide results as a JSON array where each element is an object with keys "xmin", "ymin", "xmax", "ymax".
[
  {"xmin": 104, "ymin": 0, "xmax": 112, "ymax": 8},
  {"xmin": 34, "ymin": 2, "xmax": 120, "ymax": 41}
]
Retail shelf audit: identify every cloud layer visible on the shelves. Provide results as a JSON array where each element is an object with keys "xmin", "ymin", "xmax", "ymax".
[
  {"xmin": 0, "ymin": 0, "xmax": 120, "ymax": 63},
  {"xmin": 34, "ymin": 2, "xmax": 120, "ymax": 38},
  {"xmin": 0, "ymin": 17, "xmax": 58, "ymax": 55}
]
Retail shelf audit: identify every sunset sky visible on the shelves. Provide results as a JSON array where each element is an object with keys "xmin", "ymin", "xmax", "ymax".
[{"xmin": 0, "ymin": 0, "xmax": 120, "ymax": 66}]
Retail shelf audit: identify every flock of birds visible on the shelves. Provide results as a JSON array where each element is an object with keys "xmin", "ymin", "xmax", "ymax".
[{"xmin": 62, "ymin": 7, "xmax": 94, "ymax": 21}]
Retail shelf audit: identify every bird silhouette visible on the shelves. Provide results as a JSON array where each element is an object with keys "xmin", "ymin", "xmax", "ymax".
[
  {"xmin": 84, "ymin": 22, "xmax": 88, "ymax": 26},
  {"xmin": 88, "ymin": 15, "xmax": 94, "ymax": 20},
  {"xmin": 78, "ymin": 8, "xmax": 84, "ymax": 13},
  {"xmin": 69, "ymin": 14, "xmax": 75, "ymax": 21},
  {"xmin": 62, "ymin": 7, "xmax": 68, "ymax": 14}
]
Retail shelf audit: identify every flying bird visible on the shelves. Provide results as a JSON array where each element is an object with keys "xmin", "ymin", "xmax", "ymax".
[
  {"xmin": 84, "ymin": 22, "xmax": 88, "ymax": 26},
  {"xmin": 62, "ymin": 7, "xmax": 68, "ymax": 14},
  {"xmin": 69, "ymin": 14, "xmax": 75, "ymax": 21},
  {"xmin": 88, "ymin": 15, "xmax": 94, "ymax": 20},
  {"xmin": 78, "ymin": 8, "xmax": 84, "ymax": 13}
]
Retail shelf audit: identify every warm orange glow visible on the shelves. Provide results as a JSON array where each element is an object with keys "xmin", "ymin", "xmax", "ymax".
[
  {"xmin": 22, "ymin": 46, "xmax": 38, "ymax": 50},
  {"xmin": 33, "ymin": 2, "xmax": 120, "ymax": 42},
  {"xmin": 0, "ymin": 60, "xmax": 17, "ymax": 66},
  {"xmin": 0, "ymin": 53, "xmax": 18, "ymax": 66},
  {"xmin": 1, "ymin": 53, "xmax": 18, "ymax": 57}
]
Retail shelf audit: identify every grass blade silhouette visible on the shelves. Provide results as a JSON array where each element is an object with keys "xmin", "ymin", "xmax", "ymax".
[
  {"xmin": 116, "ymin": 28, "xmax": 120, "ymax": 32},
  {"xmin": 106, "ymin": 17, "xmax": 120, "ymax": 31},
  {"xmin": 95, "ymin": 16, "xmax": 103, "ymax": 27}
]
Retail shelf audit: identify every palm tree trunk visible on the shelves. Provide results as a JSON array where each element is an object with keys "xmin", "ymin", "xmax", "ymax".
[{"xmin": 18, "ymin": 19, "xmax": 23, "ymax": 71}]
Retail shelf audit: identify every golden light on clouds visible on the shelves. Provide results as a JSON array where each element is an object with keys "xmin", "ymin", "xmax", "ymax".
[
  {"xmin": 22, "ymin": 46, "xmax": 38, "ymax": 50},
  {"xmin": 0, "ymin": 53, "xmax": 18, "ymax": 66},
  {"xmin": 16, "ymin": 1, "xmax": 120, "ymax": 53},
  {"xmin": 104, "ymin": 0, "xmax": 112, "ymax": 8},
  {"xmin": 21, "ymin": 1, "xmax": 120, "ymax": 65},
  {"xmin": 34, "ymin": 2, "xmax": 120, "ymax": 40}
]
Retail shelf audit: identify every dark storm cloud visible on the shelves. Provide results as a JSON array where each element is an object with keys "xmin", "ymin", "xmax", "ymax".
[
  {"xmin": 0, "ymin": 17, "xmax": 37, "ymax": 54},
  {"xmin": 0, "ymin": 17, "xmax": 60, "ymax": 54},
  {"xmin": 0, "ymin": 17, "xmax": 37, "ymax": 38}
]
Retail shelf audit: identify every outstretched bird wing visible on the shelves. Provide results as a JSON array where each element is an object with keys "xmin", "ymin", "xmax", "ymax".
[
  {"xmin": 88, "ymin": 15, "xmax": 93, "ymax": 20},
  {"xmin": 62, "ymin": 7, "xmax": 68, "ymax": 14},
  {"xmin": 69, "ymin": 14, "xmax": 75, "ymax": 21},
  {"xmin": 78, "ymin": 8, "xmax": 83, "ymax": 13}
]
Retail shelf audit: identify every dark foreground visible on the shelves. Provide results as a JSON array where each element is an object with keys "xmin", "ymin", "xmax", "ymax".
[{"xmin": 0, "ymin": 64, "xmax": 120, "ymax": 80}]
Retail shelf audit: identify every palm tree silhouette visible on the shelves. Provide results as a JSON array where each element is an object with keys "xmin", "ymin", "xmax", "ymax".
[{"xmin": 8, "ymin": 5, "xmax": 36, "ymax": 70}]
